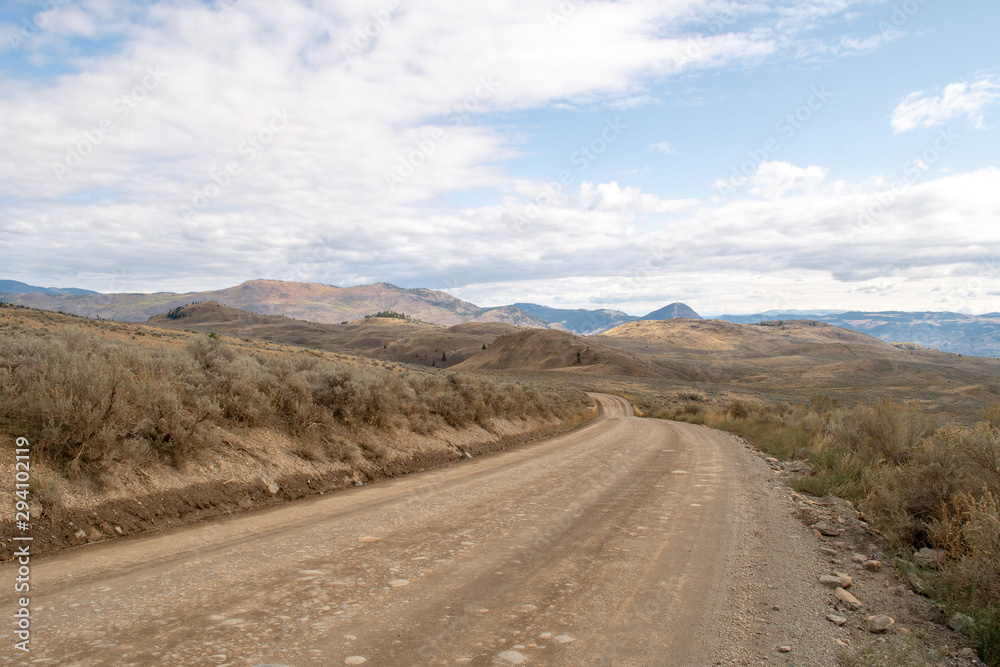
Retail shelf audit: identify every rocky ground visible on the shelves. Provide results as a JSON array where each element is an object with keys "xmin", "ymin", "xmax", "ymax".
[{"xmin": 738, "ymin": 435, "xmax": 986, "ymax": 666}]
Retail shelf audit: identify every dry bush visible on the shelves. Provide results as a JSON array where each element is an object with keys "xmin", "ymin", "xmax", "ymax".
[
  {"xmin": 983, "ymin": 404, "xmax": 1000, "ymax": 430},
  {"xmin": 929, "ymin": 491, "xmax": 1000, "ymax": 608},
  {"xmin": 1, "ymin": 322, "xmax": 589, "ymax": 477},
  {"xmin": 726, "ymin": 398, "xmax": 756, "ymax": 419},
  {"xmin": 864, "ymin": 422, "xmax": 1000, "ymax": 547},
  {"xmin": 682, "ymin": 401, "xmax": 704, "ymax": 415},
  {"xmin": 809, "ymin": 394, "xmax": 839, "ymax": 415},
  {"xmin": 1, "ymin": 326, "xmax": 219, "ymax": 473},
  {"xmin": 828, "ymin": 399, "xmax": 939, "ymax": 465}
]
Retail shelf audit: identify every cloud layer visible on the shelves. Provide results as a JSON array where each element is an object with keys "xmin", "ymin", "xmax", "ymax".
[{"xmin": 1, "ymin": 0, "xmax": 998, "ymax": 315}]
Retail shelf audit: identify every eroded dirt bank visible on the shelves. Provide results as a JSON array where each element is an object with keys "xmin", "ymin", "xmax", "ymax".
[{"xmin": 1, "ymin": 407, "xmax": 597, "ymax": 560}]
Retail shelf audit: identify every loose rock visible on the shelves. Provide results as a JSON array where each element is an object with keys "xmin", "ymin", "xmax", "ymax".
[
  {"xmin": 947, "ymin": 612, "xmax": 975, "ymax": 634},
  {"xmin": 812, "ymin": 521, "xmax": 841, "ymax": 537},
  {"xmin": 819, "ymin": 574, "xmax": 851, "ymax": 589},
  {"xmin": 826, "ymin": 614, "xmax": 847, "ymax": 626},
  {"xmin": 260, "ymin": 475, "xmax": 280, "ymax": 495},
  {"xmin": 834, "ymin": 587, "xmax": 864, "ymax": 611},
  {"xmin": 866, "ymin": 615, "xmax": 895, "ymax": 633},
  {"xmin": 498, "ymin": 650, "xmax": 528, "ymax": 664}
]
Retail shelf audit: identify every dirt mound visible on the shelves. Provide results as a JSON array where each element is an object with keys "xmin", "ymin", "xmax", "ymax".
[
  {"xmin": 376, "ymin": 322, "xmax": 523, "ymax": 368},
  {"xmin": 454, "ymin": 328, "xmax": 654, "ymax": 376}
]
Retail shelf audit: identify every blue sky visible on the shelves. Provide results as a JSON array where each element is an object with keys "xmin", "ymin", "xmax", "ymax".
[{"xmin": 1, "ymin": 0, "xmax": 999, "ymax": 316}]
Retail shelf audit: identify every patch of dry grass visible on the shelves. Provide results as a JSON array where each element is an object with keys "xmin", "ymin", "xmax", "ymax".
[
  {"xmin": 0, "ymin": 308, "xmax": 591, "ymax": 480},
  {"xmin": 653, "ymin": 394, "xmax": 1000, "ymax": 664}
]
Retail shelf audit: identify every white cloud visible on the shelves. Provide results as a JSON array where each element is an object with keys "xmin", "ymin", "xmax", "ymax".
[
  {"xmin": 891, "ymin": 77, "xmax": 1000, "ymax": 133},
  {"xmin": 747, "ymin": 161, "xmax": 828, "ymax": 199},
  {"xmin": 647, "ymin": 140, "xmax": 676, "ymax": 155},
  {"xmin": 578, "ymin": 181, "xmax": 697, "ymax": 214},
  {"xmin": 3, "ymin": 0, "xmax": 990, "ymax": 317}
]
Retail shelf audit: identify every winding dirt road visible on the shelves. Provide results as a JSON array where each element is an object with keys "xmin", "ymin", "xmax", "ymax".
[{"xmin": 2, "ymin": 395, "xmax": 844, "ymax": 666}]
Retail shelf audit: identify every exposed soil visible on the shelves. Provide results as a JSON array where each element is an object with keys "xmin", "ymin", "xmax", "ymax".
[{"xmin": 0, "ymin": 414, "xmax": 593, "ymax": 561}]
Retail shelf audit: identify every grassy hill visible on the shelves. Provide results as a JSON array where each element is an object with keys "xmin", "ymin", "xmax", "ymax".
[
  {"xmin": 590, "ymin": 318, "xmax": 1000, "ymax": 417},
  {"xmin": 148, "ymin": 302, "xmax": 528, "ymax": 369},
  {"xmin": 0, "ymin": 303, "xmax": 594, "ymax": 557},
  {"xmin": 454, "ymin": 328, "xmax": 655, "ymax": 376}
]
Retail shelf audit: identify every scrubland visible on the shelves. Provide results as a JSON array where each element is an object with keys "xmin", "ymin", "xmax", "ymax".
[
  {"xmin": 638, "ymin": 393, "xmax": 1000, "ymax": 664},
  {"xmin": 0, "ymin": 306, "xmax": 588, "ymax": 476},
  {"xmin": 0, "ymin": 305, "xmax": 594, "ymax": 558}
]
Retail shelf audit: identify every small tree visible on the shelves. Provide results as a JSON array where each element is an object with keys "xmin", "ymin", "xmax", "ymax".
[{"xmin": 442, "ymin": 351, "xmax": 447, "ymax": 362}]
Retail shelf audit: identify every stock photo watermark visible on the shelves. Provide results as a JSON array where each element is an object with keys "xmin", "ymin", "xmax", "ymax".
[
  {"xmin": 714, "ymin": 85, "xmax": 834, "ymax": 200},
  {"xmin": 179, "ymin": 108, "xmax": 294, "ymax": 220},
  {"xmin": 507, "ymin": 117, "xmax": 627, "ymax": 231},
  {"xmin": 5, "ymin": 0, "xmax": 71, "ymax": 52},
  {"xmin": 340, "ymin": 0, "xmax": 402, "ymax": 62},
  {"xmin": 12, "ymin": 437, "xmax": 33, "ymax": 653},
  {"xmin": 877, "ymin": 0, "xmax": 930, "ymax": 36},
  {"xmin": 672, "ymin": 9, "xmax": 740, "ymax": 68},
  {"xmin": 51, "ymin": 66, "xmax": 169, "ymax": 182},
  {"xmin": 847, "ymin": 126, "xmax": 958, "ymax": 240},
  {"xmin": 384, "ymin": 76, "xmax": 498, "ymax": 190}
]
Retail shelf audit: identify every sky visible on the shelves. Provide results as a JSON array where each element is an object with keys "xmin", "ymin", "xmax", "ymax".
[{"xmin": 1, "ymin": 0, "xmax": 999, "ymax": 317}]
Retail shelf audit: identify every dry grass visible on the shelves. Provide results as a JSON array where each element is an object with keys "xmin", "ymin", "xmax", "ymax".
[
  {"xmin": 656, "ymin": 395, "xmax": 1000, "ymax": 663},
  {"xmin": 0, "ymin": 307, "xmax": 590, "ymax": 480}
]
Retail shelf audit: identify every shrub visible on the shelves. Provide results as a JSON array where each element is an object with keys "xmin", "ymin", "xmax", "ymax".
[
  {"xmin": 829, "ymin": 399, "xmax": 939, "ymax": 465},
  {"xmin": 676, "ymin": 394, "xmax": 1000, "ymax": 660},
  {"xmin": 1, "ymin": 321, "xmax": 590, "ymax": 477},
  {"xmin": 727, "ymin": 398, "xmax": 755, "ymax": 419}
]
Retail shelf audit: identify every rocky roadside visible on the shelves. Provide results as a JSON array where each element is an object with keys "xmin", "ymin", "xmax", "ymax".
[{"xmin": 736, "ymin": 435, "xmax": 986, "ymax": 667}]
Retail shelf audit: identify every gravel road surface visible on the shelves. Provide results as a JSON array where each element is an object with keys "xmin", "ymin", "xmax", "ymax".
[{"xmin": 1, "ymin": 394, "xmax": 845, "ymax": 665}]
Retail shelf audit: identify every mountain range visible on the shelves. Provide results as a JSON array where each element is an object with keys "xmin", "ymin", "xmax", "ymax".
[
  {"xmin": 512, "ymin": 302, "xmax": 701, "ymax": 335},
  {"xmin": 3, "ymin": 278, "xmax": 999, "ymax": 357},
  {"xmin": 0, "ymin": 279, "xmax": 98, "ymax": 295},
  {"xmin": 717, "ymin": 310, "xmax": 1000, "ymax": 358},
  {"xmin": 0, "ymin": 280, "xmax": 558, "ymax": 329}
]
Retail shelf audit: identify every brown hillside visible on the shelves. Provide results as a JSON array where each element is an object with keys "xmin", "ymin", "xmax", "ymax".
[
  {"xmin": 148, "ymin": 302, "xmax": 525, "ymax": 368},
  {"xmin": 454, "ymin": 329, "xmax": 654, "ymax": 376},
  {"xmin": 593, "ymin": 318, "xmax": 1000, "ymax": 408},
  {"xmin": 375, "ymin": 321, "xmax": 523, "ymax": 368},
  {"xmin": 600, "ymin": 318, "xmax": 898, "ymax": 359}
]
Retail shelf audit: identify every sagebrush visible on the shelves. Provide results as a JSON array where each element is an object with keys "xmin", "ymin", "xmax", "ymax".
[{"xmin": 0, "ymin": 320, "xmax": 589, "ymax": 475}]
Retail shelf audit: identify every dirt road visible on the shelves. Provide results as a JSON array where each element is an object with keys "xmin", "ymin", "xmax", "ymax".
[{"xmin": 2, "ymin": 395, "xmax": 846, "ymax": 665}]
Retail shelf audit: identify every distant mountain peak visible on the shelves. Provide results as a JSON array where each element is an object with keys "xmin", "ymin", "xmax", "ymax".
[{"xmin": 641, "ymin": 302, "xmax": 701, "ymax": 320}]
